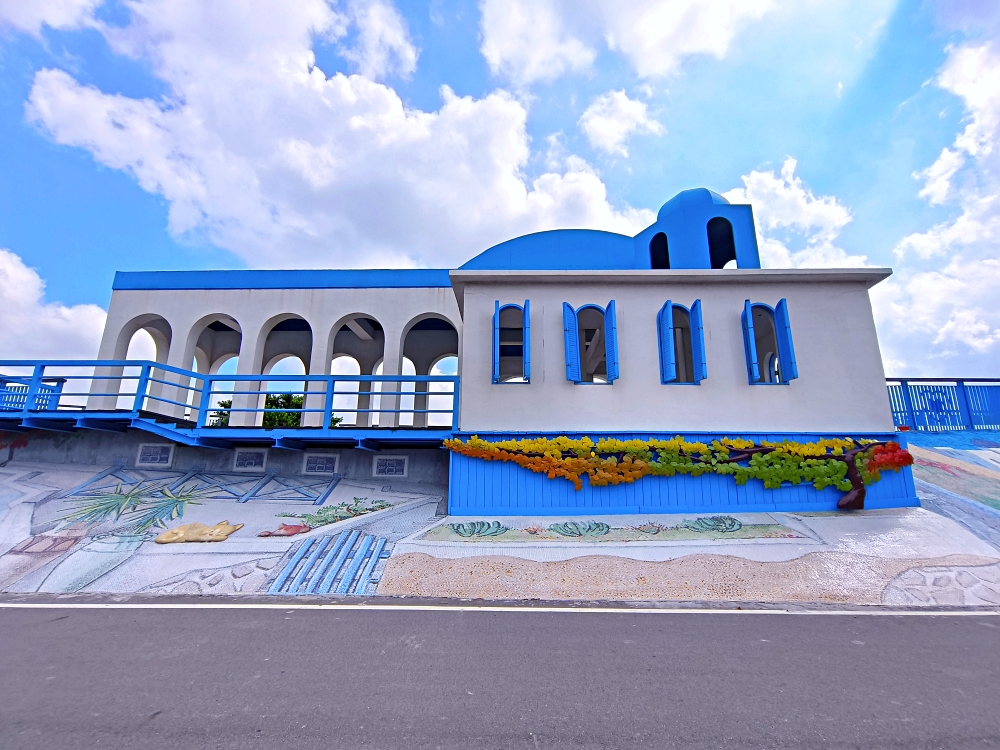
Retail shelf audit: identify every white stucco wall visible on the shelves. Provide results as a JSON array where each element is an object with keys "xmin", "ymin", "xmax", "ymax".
[
  {"xmin": 451, "ymin": 269, "xmax": 895, "ymax": 434},
  {"xmin": 99, "ymin": 285, "xmax": 461, "ymax": 372}
]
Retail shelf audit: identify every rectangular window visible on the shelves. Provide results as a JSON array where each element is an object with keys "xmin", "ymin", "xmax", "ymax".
[
  {"xmin": 302, "ymin": 452, "xmax": 339, "ymax": 475},
  {"xmin": 233, "ymin": 448, "xmax": 268, "ymax": 472},
  {"xmin": 658, "ymin": 300, "xmax": 707, "ymax": 384},
  {"xmin": 136, "ymin": 443, "xmax": 175, "ymax": 468},
  {"xmin": 563, "ymin": 301, "xmax": 618, "ymax": 383},
  {"xmin": 742, "ymin": 298, "xmax": 798, "ymax": 385},
  {"xmin": 373, "ymin": 455, "xmax": 408, "ymax": 477},
  {"xmin": 492, "ymin": 301, "xmax": 530, "ymax": 383}
]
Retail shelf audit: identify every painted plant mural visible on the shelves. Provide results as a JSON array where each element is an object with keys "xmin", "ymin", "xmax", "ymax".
[{"xmin": 445, "ymin": 435, "xmax": 914, "ymax": 509}]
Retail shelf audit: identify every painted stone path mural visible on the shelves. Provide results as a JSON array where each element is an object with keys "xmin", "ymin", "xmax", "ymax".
[
  {"xmin": 1, "ymin": 429, "xmax": 1000, "ymax": 605},
  {"xmin": 0, "ymin": 460, "xmax": 440, "ymax": 597}
]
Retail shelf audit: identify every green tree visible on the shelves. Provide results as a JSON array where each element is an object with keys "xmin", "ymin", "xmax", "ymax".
[{"xmin": 209, "ymin": 394, "xmax": 342, "ymax": 428}]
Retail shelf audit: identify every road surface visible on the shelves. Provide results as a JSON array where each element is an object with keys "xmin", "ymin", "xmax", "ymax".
[{"xmin": 1, "ymin": 600, "xmax": 998, "ymax": 749}]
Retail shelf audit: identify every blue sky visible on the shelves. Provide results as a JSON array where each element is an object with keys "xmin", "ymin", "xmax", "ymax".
[{"xmin": 1, "ymin": 0, "xmax": 999, "ymax": 376}]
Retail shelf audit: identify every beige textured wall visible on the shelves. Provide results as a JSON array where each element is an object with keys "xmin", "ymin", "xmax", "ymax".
[{"xmin": 453, "ymin": 269, "xmax": 895, "ymax": 434}]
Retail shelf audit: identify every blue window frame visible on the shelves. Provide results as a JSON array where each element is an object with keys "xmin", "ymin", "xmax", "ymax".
[
  {"xmin": 492, "ymin": 300, "xmax": 530, "ymax": 383},
  {"xmin": 563, "ymin": 301, "xmax": 619, "ymax": 384},
  {"xmin": 741, "ymin": 298, "xmax": 798, "ymax": 385},
  {"xmin": 657, "ymin": 300, "xmax": 707, "ymax": 384}
]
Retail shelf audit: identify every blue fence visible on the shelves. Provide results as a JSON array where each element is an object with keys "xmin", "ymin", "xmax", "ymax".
[
  {"xmin": 0, "ymin": 359, "xmax": 459, "ymax": 432},
  {"xmin": 887, "ymin": 379, "xmax": 1000, "ymax": 432},
  {"xmin": 0, "ymin": 376, "xmax": 64, "ymax": 411},
  {"xmin": 5, "ymin": 360, "xmax": 998, "ymax": 439}
]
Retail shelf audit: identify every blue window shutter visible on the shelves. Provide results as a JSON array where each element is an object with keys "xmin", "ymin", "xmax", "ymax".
[
  {"xmin": 774, "ymin": 298, "xmax": 798, "ymax": 381},
  {"xmin": 742, "ymin": 300, "xmax": 760, "ymax": 383},
  {"xmin": 657, "ymin": 301, "xmax": 676, "ymax": 383},
  {"xmin": 492, "ymin": 300, "xmax": 500, "ymax": 384},
  {"xmin": 522, "ymin": 299, "xmax": 531, "ymax": 382},
  {"xmin": 690, "ymin": 299, "xmax": 707, "ymax": 383},
  {"xmin": 605, "ymin": 300, "xmax": 620, "ymax": 383},
  {"xmin": 563, "ymin": 302, "xmax": 581, "ymax": 382}
]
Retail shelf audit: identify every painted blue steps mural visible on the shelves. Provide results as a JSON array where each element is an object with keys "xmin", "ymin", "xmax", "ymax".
[{"xmin": 267, "ymin": 530, "xmax": 390, "ymax": 596}]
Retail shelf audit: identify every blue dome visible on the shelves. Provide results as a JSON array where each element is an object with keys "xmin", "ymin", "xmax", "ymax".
[
  {"xmin": 459, "ymin": 229, "xmax": 637, "ymax": 271},
  {"xmin": 457, "ymin": 187, "xmax": 759, "ymax": 271},
  {"xmin": 657, "ymin": 188, "xmax": 730, "ymax": 223}
]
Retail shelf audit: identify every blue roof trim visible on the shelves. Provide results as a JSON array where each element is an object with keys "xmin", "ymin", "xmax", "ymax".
[{"xmin": 113, "ymin": 269, "xmax": 454, "ymax": 291}]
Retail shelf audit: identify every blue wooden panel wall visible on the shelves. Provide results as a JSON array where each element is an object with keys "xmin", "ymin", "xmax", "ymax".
[{"xmin": 447, "ymin": 431, "xmax": 918, "ymax": 516}]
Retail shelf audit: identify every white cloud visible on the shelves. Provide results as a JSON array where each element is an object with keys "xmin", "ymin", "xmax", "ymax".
[
  {"xmin": 340, "ymin": 0, "xmax": 418, "ymax": 80},
  {"xmin": 578, "ymin": 90, "xmax": 663, "ymax": 156},
  {"xmin": 479, "ymin": 0, "xmax": 774, "ymax": 86},
  {"xmin": 25, "ymin": 0, "xmax": 652, "ymax": 271},
  {"xmin": 914, "ymin": 147, "xmax": 964, "ymax": 206},
  {"xmin": 723, "ymin": 157, "xmax": 867, "ymax": 268},
  {"xmin": 873, "ymin": 41, "xmax": 1000, "ymax": 374},
  {"xmin": 0, "ymin": 248, "xmax": 106, "ymax": 359},
  {"xmin": 479, "ymin": 0, "xmax": 596, "ymax": 86},
  {"xmin": 0, "ymin": 0, "xmax": 99, "ymax": 37}
]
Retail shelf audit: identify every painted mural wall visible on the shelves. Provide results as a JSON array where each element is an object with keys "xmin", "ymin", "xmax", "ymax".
[{"xmin": 0, "ymin": 430, "xmax": 446, "ymax": 596}]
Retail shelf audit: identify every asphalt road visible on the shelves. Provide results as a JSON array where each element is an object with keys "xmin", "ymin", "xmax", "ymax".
[{"xmin": 1, "ymin": 603, "xmax": 999, "ymax": 749}]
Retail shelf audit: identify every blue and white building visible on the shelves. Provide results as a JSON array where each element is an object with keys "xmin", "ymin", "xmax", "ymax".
[{"xmin": 1, "ymin": 189, "xmax": 916, "ymax": 514}]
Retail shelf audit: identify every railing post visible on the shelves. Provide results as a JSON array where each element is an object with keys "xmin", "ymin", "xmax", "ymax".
[
  {"xmin": 323, "ymin": 377, "xmax": 335, "ymax": 431},
  {"xmin": 899, "ymin": 379, "xmax": 916, "ymax": 430},
  {"xmin": 451, "ymin": 376, "xmax": 460, "ymax": 431},
  {"xmin": 25, "ymin": 364, "xmax": 44, "ymax": 412},
  {"xmin": 196, "ymin": 376, "xmax": 214, "ymax": 428},
  {"xmin": 132, "ymin": 363, "xmax": 150, "ymax": 414},
  {"xmin": 955, "ymin": 380, "xmax": 975, "ymax": 430}
]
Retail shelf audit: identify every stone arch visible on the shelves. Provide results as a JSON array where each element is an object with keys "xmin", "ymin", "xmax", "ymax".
[
  {"xmin": 90, "ymin": 314, "xmax": 173, "ymax": 413},
  {"xmin": 254, "ymin": 314, "xmax": 313, "ymax": 374},
  {"xmin": 184, "ymin": 314, "xmax": 243, "ymax": 371},
  {"xmin": 112, "ymin": 313, "xmax": 173, "ymax": 363},
  {"xmin": 326, "ymin": 312, "xmax": 386, "ymax": 377},
  {"xmin": 182, "ymin": 314, "xmax": 243, "ymax": 417},
  {"xmin": 232, "ymin": 314, "xmax": 313, "ymax": 427},
  {"xmin": 399, "ymin": 313, "xmax": 459, "ymax": 375},
  {"xmin": 400, "ymin": 313, "xmax": 459, "ymax": 427}
]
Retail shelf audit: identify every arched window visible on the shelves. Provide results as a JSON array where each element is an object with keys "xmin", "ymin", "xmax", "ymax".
[
  {"xmin": 563, "ymin": 301, "xmax": 619, "ymax": 384},
  {"xmin": 650, "ymin": 232, "xmax": 670, "ymax": 269},
  {"xmin": 657, "ymin": 300, "xmax": 706, "ymax": 384},
  {"xmin": 707, "ymin": 217, "xmax": 737, "ymax": 269},
  {"xmin": 742, "ymin": 299, "xmax": 798, "ymax": 385},
  {"xmin": 492, "ymin": 301, "xmax": 530, "ymax": 383}
]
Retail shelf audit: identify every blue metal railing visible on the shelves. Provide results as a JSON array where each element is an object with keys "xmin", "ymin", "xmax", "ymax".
[
  {"xmin": 5, "ymin": 360, "xmax": 995, "ymax": 436},
  {"xmin": 0, "ymin": 376, "xmax": 65, "ymax": 411},
  {"xmin": 887, "ymin": 378, "xmax": 1000, "ymax": 432},
  {"xmin": 0, "ymin": 360, "xmax": 460, "ymax": 430}
]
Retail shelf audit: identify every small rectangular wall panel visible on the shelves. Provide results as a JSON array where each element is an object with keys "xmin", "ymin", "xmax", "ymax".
[{"xmin": 448, "ymin": 432, "xmax": 918, "ymax": 516}]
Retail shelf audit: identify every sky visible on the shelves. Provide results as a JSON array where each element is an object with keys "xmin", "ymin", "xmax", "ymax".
[{"xmin": 0, "ymin": 0, "xmax": 999, "ymax": 377}]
